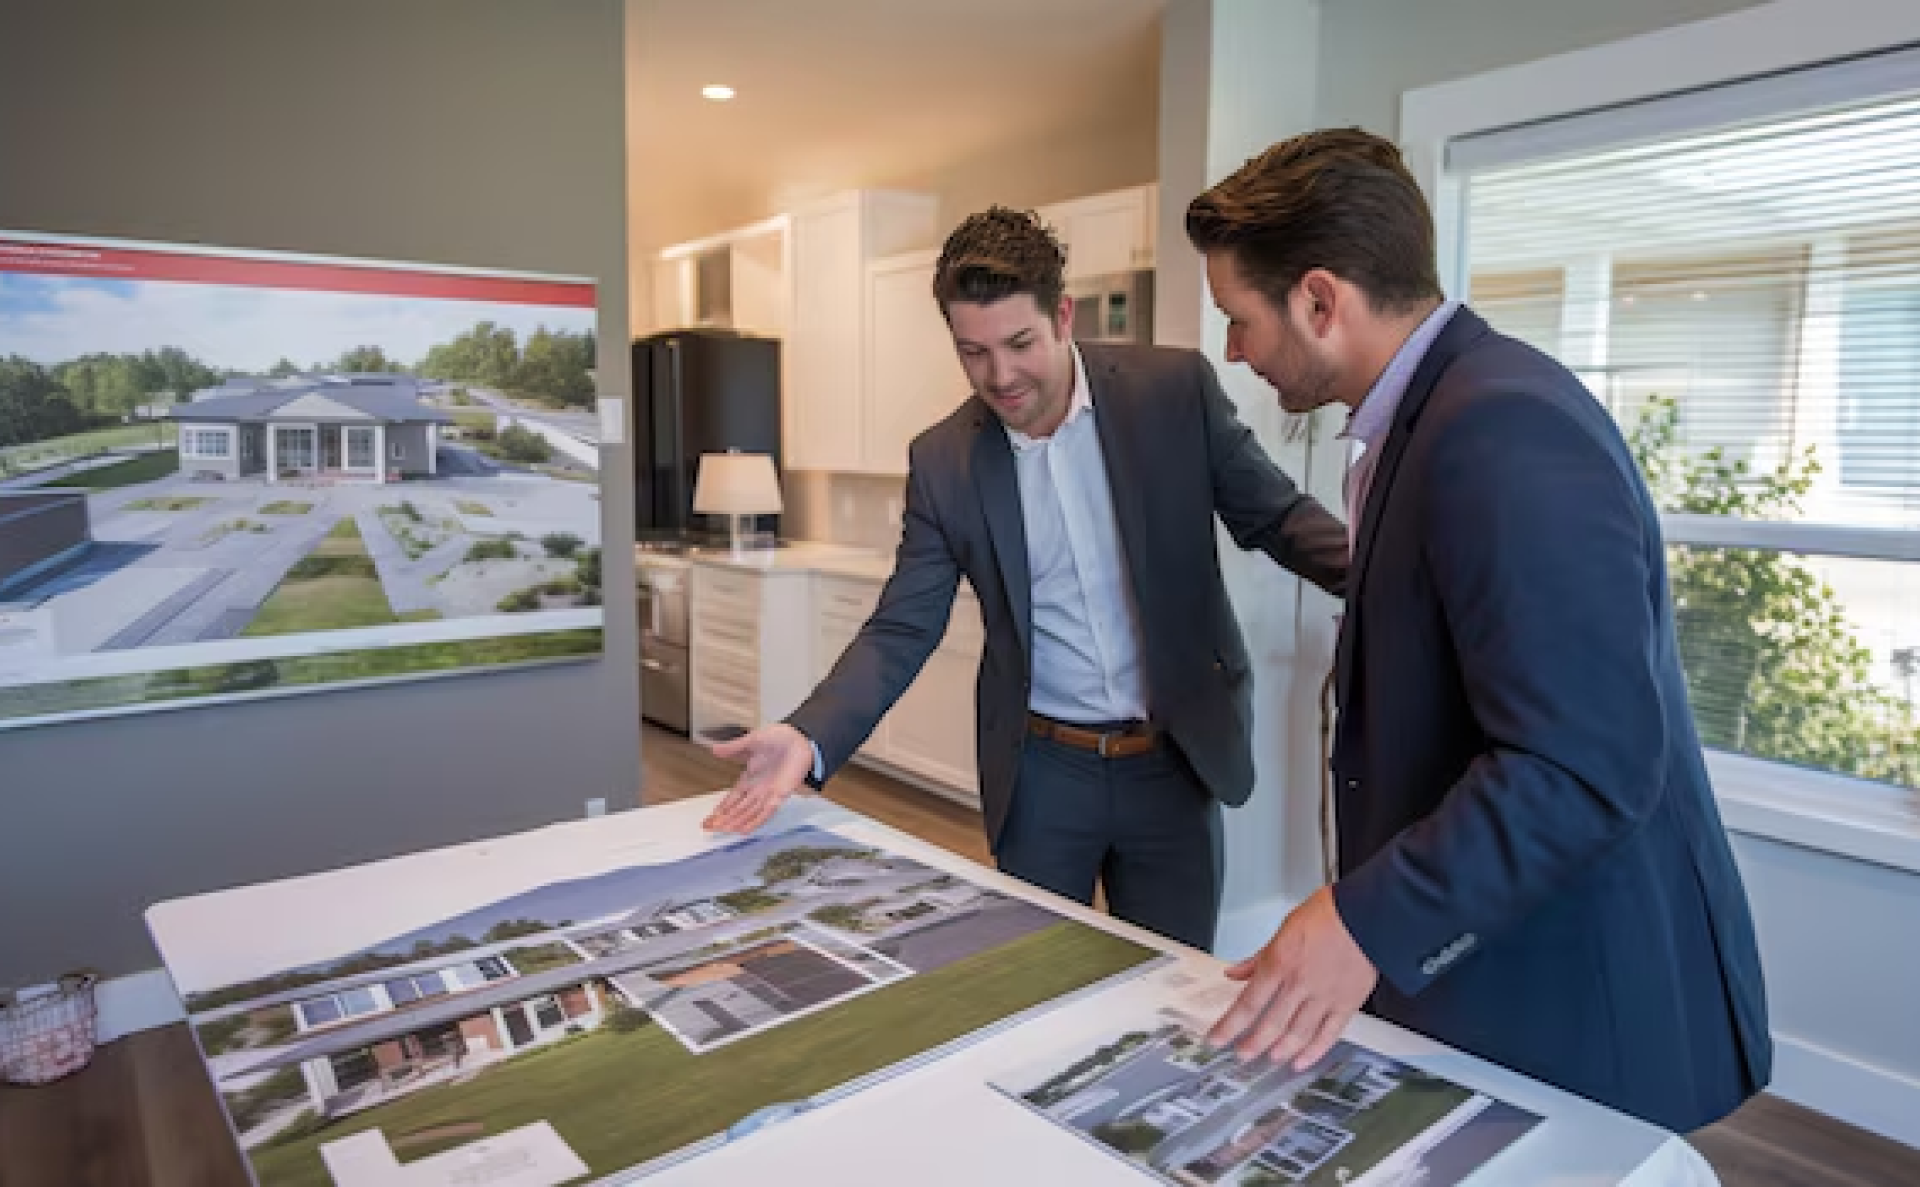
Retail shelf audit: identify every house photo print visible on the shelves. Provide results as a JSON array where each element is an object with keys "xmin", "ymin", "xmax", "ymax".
[
  {"xmin": 151, "ymin": 825, "xmax": 1163, "ymax": 1186},
  {"xmin": 0, "ymin": 233, "xmax": 607, "ymax": 727}
]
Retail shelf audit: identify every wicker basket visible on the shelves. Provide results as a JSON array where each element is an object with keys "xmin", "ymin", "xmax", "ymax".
[{"xmin": 0, "ymin": 972, "xmax": 100, "ymax": 1086}]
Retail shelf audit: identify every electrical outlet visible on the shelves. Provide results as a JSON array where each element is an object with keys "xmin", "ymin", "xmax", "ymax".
[{"xmin": 585, "ymin": 797, "xmax": 607, "ymax": 818}]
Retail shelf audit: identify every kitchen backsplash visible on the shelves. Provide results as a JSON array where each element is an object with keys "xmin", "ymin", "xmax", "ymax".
[{"xmin": 782, "ymin": 470, "xmax": 908, "ymax": 553}]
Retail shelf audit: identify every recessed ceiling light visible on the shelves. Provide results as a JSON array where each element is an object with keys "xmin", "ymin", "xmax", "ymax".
[{"xmin": 702, "ymin": 84, "xmax": 735, "ymax": 102}]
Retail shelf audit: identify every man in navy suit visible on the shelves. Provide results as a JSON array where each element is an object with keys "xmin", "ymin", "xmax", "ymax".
[{"xmin": 1183, "ymin": 128, "xmax": 1772, "ymax": 1132}]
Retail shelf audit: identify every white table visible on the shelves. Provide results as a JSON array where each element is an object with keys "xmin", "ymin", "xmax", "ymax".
[{"xmin": 149, "ymin": 792, "xmax": 1719, "ymax": 1187}]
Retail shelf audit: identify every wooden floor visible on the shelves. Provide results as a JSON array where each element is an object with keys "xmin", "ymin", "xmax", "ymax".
[{"xmin": 2, "ymin": 724, "xmax": 1913, "ymax": 1186}]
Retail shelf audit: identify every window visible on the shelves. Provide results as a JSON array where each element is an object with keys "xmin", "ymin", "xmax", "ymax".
[
  {"xmin": 183, "ymin": 428, "xmax": 231, "ymax": 459},
  {"xmin": 296, "ymin": 985, "xmax": 382, "ymax": 1029},
  {"xmin": 1457, "ymin": 59, "xmax": 1920, "ymax": 793},
  {"xmin": 384, "ymin": 970, "xmax": 449, "ymax": 1006},
  {"xmin": 474, "ymin": 955, "xmax": 512, "ymax": 981},
  {"xmin": 347, "ymin": 426, "xmax": 376, "ymax": 470},
  {"xmin": 389, "ymin": 438, "xmax": 405, "ymax": 461}
]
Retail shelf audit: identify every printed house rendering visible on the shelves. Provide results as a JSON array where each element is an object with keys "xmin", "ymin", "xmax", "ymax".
[
  {"xmin": 165, "ymin": 826, "xmax": 1162, "ymax": 1184},
  {"xmin": 998, "ymin": 1013, "xmax": 1543, "ymax": 1187},
  {"xmin": 170, "ymin": 374, "xmax": 452, "ymax": 484}
]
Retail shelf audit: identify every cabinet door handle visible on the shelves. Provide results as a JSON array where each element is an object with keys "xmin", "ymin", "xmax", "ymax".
[{"xmin": 641, "ymin": 657, "xmax": 667, "ymax": 672}]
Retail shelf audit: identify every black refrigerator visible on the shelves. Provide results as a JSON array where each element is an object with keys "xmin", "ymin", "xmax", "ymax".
[{"xmin": 632, "ymin": 328, "xmax": 783, "ymax": 543}]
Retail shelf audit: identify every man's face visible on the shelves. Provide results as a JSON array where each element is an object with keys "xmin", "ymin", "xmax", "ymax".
[
  {"xmin": 1205, "ymin": 250, "xmax": 1340, "ymax": 415},
  {"xmin": 945, "ymin": 294, "xmax": 1075, "ymax": 438}
]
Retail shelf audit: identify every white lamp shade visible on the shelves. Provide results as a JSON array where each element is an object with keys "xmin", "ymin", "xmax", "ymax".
[{"xmin": 693, "ymin": 451, "xmax": 783, "ymax": 515}]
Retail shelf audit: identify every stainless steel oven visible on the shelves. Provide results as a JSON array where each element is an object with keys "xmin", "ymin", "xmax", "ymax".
[{"xmin": 636, "ymin": 551, "xmax": 690, "ymax": 732}]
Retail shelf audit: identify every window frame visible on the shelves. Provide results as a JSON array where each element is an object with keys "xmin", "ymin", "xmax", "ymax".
[{"xmin": 1400, "ymin": 0, "xmax": 1920, "ymax": 868}]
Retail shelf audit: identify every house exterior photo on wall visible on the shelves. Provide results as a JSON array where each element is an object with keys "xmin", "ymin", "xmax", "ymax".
[
  {"xmin": 171, "ymin": 374, "xmax": 452, "ymax": 485},
  {"xmin": 153, "ymin": 825, "xmax": 1164, "ymax": 1185},
  {"xmin": 0, "ymin": 232, "xmax": 608, "ymax": 730}
]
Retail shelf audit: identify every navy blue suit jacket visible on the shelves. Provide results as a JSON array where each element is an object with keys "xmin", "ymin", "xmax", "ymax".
[{"xmin": 1330, "ymin": 307, "xmax": 1772, "ymax": 1132}]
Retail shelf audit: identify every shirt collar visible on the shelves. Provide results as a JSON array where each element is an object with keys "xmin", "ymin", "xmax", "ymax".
[
  {"xmin": 1343, "ymin": 300, "xmax": 1459, "ymax": 450},
  {"xmin": 1005, "ymin": 343, "xmax": 1093, "ymax": 452}
]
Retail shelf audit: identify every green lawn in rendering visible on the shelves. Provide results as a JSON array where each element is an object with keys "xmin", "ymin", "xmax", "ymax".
[
  {"xmin": 1299, "ymin": 1076, "xmax": 1476, "ymax": 1187},
  {"xmin": 122, "ymin": 491, "xmax": 207, "ymax": 511},
  {"xmin": 58, "ymin": 449, "xmax": 183, "ymax": 491},
  {"xmin": 242, "ymin": 519, "xmax": 401, "ymax": 636},
  {"xmin": 0, "ymin": 629, "xmax": 603, "ymax": 722},
  {"xmin": 0, "ymin": 424, "xmax": 176, "ymax": 475},
  {"xmin": 243, "ymin": 922, "xmax": 1156, "ymax": 1186},
  {"xmin": 259, "ymin": 501, "xmax": 314, "ymax": 516},
  {"xmin": 454, "ymin": 500, "xmax": 492, "ymax": 516}
]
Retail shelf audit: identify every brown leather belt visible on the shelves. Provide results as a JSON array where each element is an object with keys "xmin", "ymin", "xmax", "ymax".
[{"xmin": 1027, "ymin": 712, "xmax": 1160, "ymax": 758}]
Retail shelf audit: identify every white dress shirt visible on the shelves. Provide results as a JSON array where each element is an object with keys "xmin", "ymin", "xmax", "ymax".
[
  {"xmin": 808, "ymin": 344, "xmax": 1151, "ymax": 781},
  {"xmin": 1004, "ymin": 343, "xmax": 1149, "ymax": 723}
]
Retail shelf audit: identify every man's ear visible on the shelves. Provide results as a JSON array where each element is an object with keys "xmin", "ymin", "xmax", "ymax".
[
  {"xmin": 1299, "ymin": 270, "xmax": 1341, "ymax": 339},
  {"xmin": 1054, "ymin": 294, "xmax": 1075, "ymax": 340}
]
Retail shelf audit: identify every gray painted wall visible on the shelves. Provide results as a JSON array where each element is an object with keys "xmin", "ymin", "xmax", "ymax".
[
  {"xmin": 0, "ymin": 0, "xmax": 638, "ymax": 987},
  {"xmin": 387, "ymin": 422, "xmax": 435, "ymax": 477}
]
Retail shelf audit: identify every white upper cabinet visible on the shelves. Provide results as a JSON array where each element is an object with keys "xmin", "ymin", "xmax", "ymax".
[
  {"xmin": 784, "ymin": 190, "xmax": 941, "ymax": 473},
  {"xmin": 1038, "ymin": 183, "xmax": 1158, "ymax": 280},
  {"xmin": 864, "ymin": 249, "xmax": 970, "ymax": 476}
]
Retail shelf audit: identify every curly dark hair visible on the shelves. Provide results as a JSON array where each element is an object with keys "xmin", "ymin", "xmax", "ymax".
[
  {"xmin": 932, "ymin": 206, "xmax": 1067, "ymax": 316},
  {"xmin": 1186, "ymin": 127, "xmax": 1442, "ymax": 315}
]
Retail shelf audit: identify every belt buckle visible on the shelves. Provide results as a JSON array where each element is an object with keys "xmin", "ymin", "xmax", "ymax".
[{"xmin": 1097, "ymin": 731, "xmax": 1112, "ymax": 758}]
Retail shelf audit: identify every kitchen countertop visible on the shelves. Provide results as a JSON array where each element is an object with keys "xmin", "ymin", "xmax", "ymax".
[{"xmin": 634, "ymin": 540, "xmax": 898, "ymax": 583}]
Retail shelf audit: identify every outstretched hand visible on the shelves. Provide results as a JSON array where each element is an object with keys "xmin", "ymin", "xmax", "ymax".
[
  {"xmin": 702, "ymin": 723, "xmax": 817, "ymax": 834},
  {"xmin": 1207, "ymin": 886, "xmax": 1378, "ymax": 1071}
]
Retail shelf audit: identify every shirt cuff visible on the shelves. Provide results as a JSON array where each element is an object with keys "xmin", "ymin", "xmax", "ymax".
[{"xmin": 809, "ymin": 740, "xmax": 825, "ymax": 785}]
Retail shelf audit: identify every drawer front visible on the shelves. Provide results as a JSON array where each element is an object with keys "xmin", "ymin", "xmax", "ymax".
[
  {"xmin": 693, "ymin": 659, "xmax": 759, "ymax": 723},
  {"xmin": 694, "ymin": 605, "xmax": 760, "ymax": 653},
  {"xmin": 693, "ymin": 565, "xmax": 762, "ymax": 622},
  {"xmin": 815, "ymin": 575, "xmax": 881, "ymax": 622}
]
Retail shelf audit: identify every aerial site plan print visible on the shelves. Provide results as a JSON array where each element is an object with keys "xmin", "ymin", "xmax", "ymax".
[{"xmin": 148, "ymin": 824, "xmax": 1163, "ymax": 1186}]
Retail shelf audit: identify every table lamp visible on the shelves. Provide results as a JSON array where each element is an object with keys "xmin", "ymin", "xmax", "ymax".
[{"xmin": 693, "ymin": 449, "xmax": 783, "ymax": 553}]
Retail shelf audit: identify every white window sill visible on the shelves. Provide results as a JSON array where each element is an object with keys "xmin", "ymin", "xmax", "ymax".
[{"xmin": 1709, "ymin": 750, "xmax": 1920, "ymax": 875}]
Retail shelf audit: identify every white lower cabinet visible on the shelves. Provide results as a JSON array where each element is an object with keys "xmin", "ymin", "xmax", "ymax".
[{"xmin": 811, "ymin": 573, "xmax": 981, "ymax": 810}]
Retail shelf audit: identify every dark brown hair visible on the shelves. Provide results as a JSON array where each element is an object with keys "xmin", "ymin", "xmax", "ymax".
[
  {"xmin": 1186, "ymin": 128, "xmax": 1442, "ymax": 314},
  {"xmin": 933, "ymin": 206, "xmax": 1067, "ymax": 317}
]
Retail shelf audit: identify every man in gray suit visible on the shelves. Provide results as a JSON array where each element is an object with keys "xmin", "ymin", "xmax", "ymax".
[{"xmin": 705, "ymin": 207, "xmax": 1347, "ymax": 949}]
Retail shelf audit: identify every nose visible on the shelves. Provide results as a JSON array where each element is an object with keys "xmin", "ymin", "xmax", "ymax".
[{"xmin": 985, "ymin": 353, "xmax": 1014, "ymax": 389}]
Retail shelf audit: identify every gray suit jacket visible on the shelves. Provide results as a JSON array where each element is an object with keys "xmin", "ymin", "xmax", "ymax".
[{"xmin": 786, "ymin": 342, "xmax": 1348, "ymax": 845}]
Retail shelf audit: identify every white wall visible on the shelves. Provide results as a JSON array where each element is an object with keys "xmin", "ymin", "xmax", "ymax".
[
  {"xmin": 1732, "ymin": 834, "xmax": 1920, "ymax": 1144},
  {"xmin": 0, "ymin": 0, "xmax": 638, "ymax": 988},
  {"xmin": 1158, "ymin": 0, "xmax": 1334, "ymax": 958}
]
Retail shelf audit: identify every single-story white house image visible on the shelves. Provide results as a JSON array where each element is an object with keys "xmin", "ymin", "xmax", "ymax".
[{"xmin": 170, "ymin": 373, "xmax": 452, "ymax": 484}]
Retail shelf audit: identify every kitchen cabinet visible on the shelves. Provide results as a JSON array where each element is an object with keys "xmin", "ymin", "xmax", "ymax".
[
  {"xmin": 687, "ymin": 563, "xmax": 814, "ymax": 740},
  {"xmin": 811, "ymin": 572, "xmax": 981, "ymax": 809},
  {"xmin": 785, "ymin": 189, "xmax": 941, "ymax": 473},
  {"xmin": 648, "ymin": 216, "xmax": 789, "ymax": 337},
  {"xmin": 863, "ymin": 249, "xmax": 971, "ymax": 476},
  {"xmin": 1039, "ymin": 183, "xmax": 1158, "ymax": 279}
]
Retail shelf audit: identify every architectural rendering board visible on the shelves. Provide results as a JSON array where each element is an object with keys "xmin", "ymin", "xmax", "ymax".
[
  {"xmin": 0, "ymin": 230, "xmax": 605, "ymax": 731},
  {"xmin": 992, "ymin": 1006, "xmax": 1543, "ymax": 1187},
  {"xmin": 149, "ymin": 824, "xmax": 1164, "ymax": 1186}
]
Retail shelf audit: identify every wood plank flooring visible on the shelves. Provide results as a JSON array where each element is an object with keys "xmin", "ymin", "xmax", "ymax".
[{"xmin": 2, "ymin": 724, "xmax": 1911, "ymax": 1186}]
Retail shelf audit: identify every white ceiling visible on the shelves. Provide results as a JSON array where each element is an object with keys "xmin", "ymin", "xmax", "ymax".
[{"xmin": 627, "ymin": 0, "xmax": 1164, "ymax": 248}]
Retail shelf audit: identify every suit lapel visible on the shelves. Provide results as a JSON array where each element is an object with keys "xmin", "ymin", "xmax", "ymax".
[
  {"xmin": 971, "ymin": 405, "xmax": 1032, "ymax": 659},
  {"xmin": 1335, "ymin": 308, "xmax": 1490, "ymax": 707},
  {"xmin": 1085, "ymin": 350, "xmax": 1153, "ymax": 623}
]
